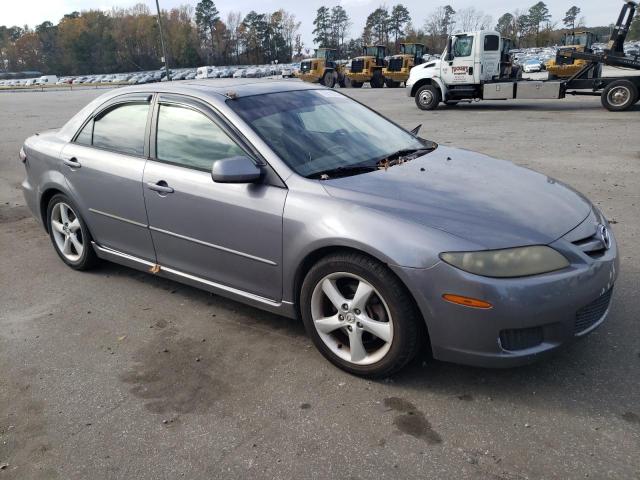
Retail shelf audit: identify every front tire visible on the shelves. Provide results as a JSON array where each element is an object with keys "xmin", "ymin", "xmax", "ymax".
[
  {"xmin": 47, "ymin": 194, "xmax": 98, "ymax": 270},
  {"xmin": 300, "ymin": 252, "xmax": 423, "ymax": 378},
  {"xmin": 415, "ymin": 84, "xmax": 440, "ymax": 110},
  {"xmin": 322, "ymin": 71, "xmax": 336, "ymax": 88}
]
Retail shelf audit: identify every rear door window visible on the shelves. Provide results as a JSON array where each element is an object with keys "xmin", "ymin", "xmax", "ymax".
[{"xmin": 92, "ymin": 103, "xmax": 149, "ymax": 156}]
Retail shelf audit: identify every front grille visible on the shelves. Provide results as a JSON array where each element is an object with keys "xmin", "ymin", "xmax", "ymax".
[
  {"xmin": 300, "ymin": 61, "xmax": 311, "ymax": 73},
  {"xmin": 575, "ymin": 288, "xmax": 613, "ymax": 335},
  {"xmin": 351, "ymin": 59, "xmax": 364, "ymax": 73},
  {"xmin": 572, "ymin": 232, "xmax": 607, "ymax": 258},
  {"xmin": 499, "ymin": 326, "xmax": 544, "ymax": 351},
  {"xmin": 387, "ymin": 57, "xmax": 404, "ymax": 72}
]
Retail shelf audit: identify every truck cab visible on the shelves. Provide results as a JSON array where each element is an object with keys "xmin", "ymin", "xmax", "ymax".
[{"xmin": 407, "ymin": 31, "xmax": 517, "ymax": 109}]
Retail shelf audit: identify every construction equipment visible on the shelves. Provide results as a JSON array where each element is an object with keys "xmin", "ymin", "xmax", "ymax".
[
  {"xmin": 545, "ymin": 31, "xmax": 598, "ymax": 79},
  {"xmin": 407, "ymin": 0, "xmax": 640, "ymax": 112},
  {"xmin": 299, "ymin": 48, "xmax": 347, "ymax": 88},
  {"xmin": 383, "ymin": 43, "xmax": 426, "ymax": 87},
  {"xmin": 346, "ymin": 45, "xmax": 387, "ymax": 88}
]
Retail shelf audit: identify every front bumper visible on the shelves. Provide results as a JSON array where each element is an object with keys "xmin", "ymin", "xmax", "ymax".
[
  {"xmin": 391, "ymin": 232, "xmax": 619, "ymax": 368},
  {"xmin": 299, "ymin": 73, "xmax": 321, "ymax": 83}
]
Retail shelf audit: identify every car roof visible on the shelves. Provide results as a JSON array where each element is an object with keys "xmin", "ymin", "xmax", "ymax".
[{"xmin": 118, "ymin": 79, "xmax": 321, "ymax": 100}]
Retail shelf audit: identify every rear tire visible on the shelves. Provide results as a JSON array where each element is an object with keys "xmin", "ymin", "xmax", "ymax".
[
  {"xmin": 46, "ymin": 193, "xmax": 98, "ymax": 271},
  {"xmin": 350, "ymin": 81, "xmax": 363, "ymax": 88},
  {"xmin": 300, "ymin": 252, "xmax": 424, "ymax": 378},
  {"xmin": 601, "ymin": 80, "xmax": 638, "ymax": 111},
  {"xmin": 370, "ymin": 70, "xmax": 384, "ymax": 88},
  {"xmin": 415, "ymin": 84, "xmax": 440, "ymax": 110}
]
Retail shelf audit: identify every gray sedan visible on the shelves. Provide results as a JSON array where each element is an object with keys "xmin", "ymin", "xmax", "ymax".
[{"xmin": 20, "ymin": 81, "xmax": 618, "ymax": 377}]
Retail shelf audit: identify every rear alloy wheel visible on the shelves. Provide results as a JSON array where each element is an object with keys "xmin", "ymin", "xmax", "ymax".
[
  {"xmin": 47, "ymin": 194, "xmax": 98, "ymax": 270},
  {"xmin": 601, "ymin": 80, "xmax": 638, "ymax": 111},
  {"xmin": 301, "ymin": 253, "xmax": 423, "ymax": 377},
  {"xmin": 322, "ymin": 71, "xmax": 336, "ymax": 88},
  {"xmin": 415, "ymin": 84, "xmax": 440, "ymax": 110}
]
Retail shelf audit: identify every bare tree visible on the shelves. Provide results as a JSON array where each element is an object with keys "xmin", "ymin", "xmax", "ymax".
[
  {"xmin": 226, "ymin": 11, "xmax": 242, "ymax": 62},
  {"xmin": 455, "ymin": 7, "xmax": 492, "ymax": 32}
]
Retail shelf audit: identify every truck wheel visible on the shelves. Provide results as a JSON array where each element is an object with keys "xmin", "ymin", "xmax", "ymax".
[
  {"xmin": 338, "ymin": 74, "xmax": 349, "ymax": 88},
  {"xmin": 322, "ymin": 71, "xmax": 335, "ymax": 88},
  {"xmin": 350, "ymin": 81, "xmax": 363, "ymax": 88},
  {"xmin": 601, "ymin": 80, "xmax": 638, "ymax": 111},
  {"xmin": 384, "ymin": 79, "xmax": 400, "ymax": 88},
  {"xmin": 415, "ymin": 85, "xmax": 440, "ymax": 110},
  {"xmin": 370, "ymin": 71, "xmax": 384, "ymax": 88}
]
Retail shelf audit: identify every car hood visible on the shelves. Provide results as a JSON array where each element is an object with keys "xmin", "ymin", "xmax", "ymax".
[{"xmin": 321, "ymin": 146, "xmax": 591, "ymax": 249}]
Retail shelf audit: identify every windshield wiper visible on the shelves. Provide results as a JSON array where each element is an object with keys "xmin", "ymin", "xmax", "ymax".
[
  {"xmin": 375, "ymin": 147, "xmax": 434, "ymax": 169},
  {"xmin": 307, "ymin": 164, "xmax": 379, "ymax": 180}
]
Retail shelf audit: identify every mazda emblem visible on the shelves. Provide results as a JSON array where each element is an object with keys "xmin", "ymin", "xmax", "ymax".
[{"xmin": 598, "ymin": 224, "xmax": 611, "ymax": 250}]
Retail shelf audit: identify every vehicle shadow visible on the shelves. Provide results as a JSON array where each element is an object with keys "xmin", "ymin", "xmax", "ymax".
[
  {"xmin": 89, "ymin": 262, "xmax": 637, "ymax": 419},
  {"xmin": 92, "ymin": 261, "xmax": 307, "ymax": 339},
  {"xmin": 438, "ymin": 101, "xmax": 640, "ymax": 112}
]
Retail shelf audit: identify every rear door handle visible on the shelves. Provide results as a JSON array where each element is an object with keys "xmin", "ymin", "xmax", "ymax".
[
  {"xmin": 147, "ymin": 181, "xmax": 174, "ymax": 194},
  {"xmin": 63, "ymin": 157, "xmax": 81, "ymax": 168}
]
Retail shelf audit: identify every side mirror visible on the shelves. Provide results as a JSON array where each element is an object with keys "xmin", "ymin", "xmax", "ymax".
[
  {"xmin": 211, "ymin": 156, "xmax": 262, "ymax": 183},
  {"xmin": 445, "ymin": 37, "xmax": 454, "ymax": 62}
]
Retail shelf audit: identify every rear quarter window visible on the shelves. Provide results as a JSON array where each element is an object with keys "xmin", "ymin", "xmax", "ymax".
[{"xmin": 484, "ymin": 35, "xmax": 500, "ymax": 51}]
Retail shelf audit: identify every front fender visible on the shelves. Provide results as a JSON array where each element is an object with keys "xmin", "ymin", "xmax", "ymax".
[{"xmin": 281, "ymin": 181, "xmax": 479, "ymax": 303}]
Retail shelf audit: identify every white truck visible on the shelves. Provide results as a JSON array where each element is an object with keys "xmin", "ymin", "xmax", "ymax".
[
  {"xmin": 36, "ymin": 75, "xmax": 59, "ymax": 85},
  {"xmin": 407, "ymin": 1, "xmax": 640, "ymax": 112}
]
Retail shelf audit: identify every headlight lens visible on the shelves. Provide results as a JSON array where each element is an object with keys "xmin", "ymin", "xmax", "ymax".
[{"xmin": 440, "ymin": 246, "xmax": 569, "ymax": 278}]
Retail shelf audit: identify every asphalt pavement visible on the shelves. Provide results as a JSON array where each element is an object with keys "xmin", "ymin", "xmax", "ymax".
[{"xmin": 0, "ymin": 82, "xmax": 639, "ymax": 479}]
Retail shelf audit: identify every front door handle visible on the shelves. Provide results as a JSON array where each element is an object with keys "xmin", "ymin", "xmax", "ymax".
[
  {"xmin": 147, "ymin": 181, "xmax": 174, "ymax": 194},
  {"xmin": 63, "ymin": 157, "xmax": 81, "ymax": 169}
]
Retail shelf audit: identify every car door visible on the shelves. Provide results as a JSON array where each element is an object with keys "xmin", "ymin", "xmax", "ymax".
[
  {"xmin": 142, "ymin": 94, "xmax": 287, "ymax": 301},
  {"xmin": 61, "ymin": 93, "xmax": 156, "ymax": 261},
  {"xmin": 442, "ymin": 34, "xmax": 477, "ymax": 85}
]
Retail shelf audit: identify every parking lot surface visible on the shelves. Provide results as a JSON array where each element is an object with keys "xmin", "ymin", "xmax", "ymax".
[{"xmin": 1, "ymin": 83, "xmax": 639, "ymax": 479}]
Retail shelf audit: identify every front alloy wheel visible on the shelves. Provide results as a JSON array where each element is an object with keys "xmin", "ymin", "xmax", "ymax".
[
  {"xmin": 311, "ymin": 272, "xmax": 394, "ymax": 365},
  {"xmin": 301, "ymin": 252, "xmax": 424, "ymax": 377}
]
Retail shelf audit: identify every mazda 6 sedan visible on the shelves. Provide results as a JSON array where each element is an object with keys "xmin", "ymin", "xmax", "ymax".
[{"xmin": 20, "ymin": 81, "xmax": 618, "ymax": 377}]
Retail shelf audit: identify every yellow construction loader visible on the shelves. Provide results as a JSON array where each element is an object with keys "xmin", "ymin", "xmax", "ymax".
[
  {"xmin": 299, "ymin": 48, "xmax": 347, "ymax": 88},
  {"xmin": 383, "ymin": 43, "xmax": 426, "ymax": 87},
  {"xmin": 546, "ymin": 31, "xmax": 597, "ymax": 79},
  {"xmin": 346, "ymin": 45, "xmax": 387, "ymax": 88}
]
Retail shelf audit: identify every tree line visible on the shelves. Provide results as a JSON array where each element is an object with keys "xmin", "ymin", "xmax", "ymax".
[
  {"xmin": 0, "ymin": 1, "xmax": 302, "ymax": 75},
  {"xmin": 313, "ymin": 2, "xmax": 640, "ymax": 56},
  {"xmin": 1, "ymin": 1, "xmax": 639, "ymax": 75}
]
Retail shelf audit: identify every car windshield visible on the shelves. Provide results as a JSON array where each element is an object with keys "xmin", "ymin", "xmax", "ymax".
[{"xmin": 227, "ymin": 89, "xmax": 431, "ymax": 178}]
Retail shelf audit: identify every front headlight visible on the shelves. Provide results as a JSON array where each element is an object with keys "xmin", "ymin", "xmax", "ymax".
[{"xmin": 440, "ymin": 246, "xmax": 569, "ymax": 278}]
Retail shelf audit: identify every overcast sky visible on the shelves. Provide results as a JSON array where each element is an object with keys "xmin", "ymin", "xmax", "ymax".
[{"xmin": 4, "ymin": 0, "xmax": 615, "ymax": 48}]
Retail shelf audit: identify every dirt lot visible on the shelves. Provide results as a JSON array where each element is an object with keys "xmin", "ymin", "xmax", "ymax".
[{"xmin": 0, "ymin": 83, "xmax": 639, "ymax": 480}]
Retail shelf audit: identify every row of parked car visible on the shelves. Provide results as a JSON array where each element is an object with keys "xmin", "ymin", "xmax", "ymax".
[{"xmin": 0, "ymin": 63, "xmax": 303, "ymax": 89}]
